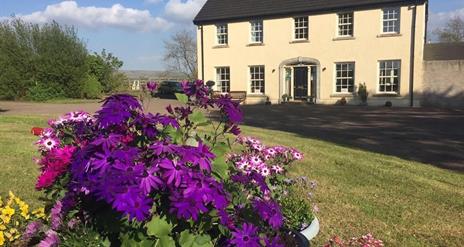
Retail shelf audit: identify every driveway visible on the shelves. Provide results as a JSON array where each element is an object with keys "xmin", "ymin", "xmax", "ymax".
[
  {"xmin": 0, "ymin": 99, "xmax": 181, "ymax": 117},
  {"xmin": 2, "ymin": 100, "xmax": 463, "ymax": 171},
  {"xmin": 241, "ymin": 104, "xmax": 464, "ymax": 171}
]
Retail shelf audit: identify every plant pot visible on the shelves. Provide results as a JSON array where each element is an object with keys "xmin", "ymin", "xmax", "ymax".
[
  {"xmin": 300, "ymin": 216, "xmax": 320, "ymax": 241},
  {"xmin": 281, "ymin": 229, "xmax": 310, "ymax": 247}
]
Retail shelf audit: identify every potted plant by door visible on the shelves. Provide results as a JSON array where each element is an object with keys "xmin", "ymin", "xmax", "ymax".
[{"xmin": 358, "ymin": 83, "xmax": 368, "ymax": 106}]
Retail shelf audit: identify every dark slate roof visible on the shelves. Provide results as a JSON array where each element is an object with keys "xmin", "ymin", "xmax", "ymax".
[
  {"xmin": 424, "ymin": 43, "xmax": 464, "ymax": 61},
  {"xmin": 194, "ymin": 0, "xmax": 425, "ymax": 24}
]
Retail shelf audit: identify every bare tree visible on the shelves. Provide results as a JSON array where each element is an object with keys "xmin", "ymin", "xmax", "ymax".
[
  {"xmin": 164, "ymin": 29, "xmax": 197, "ymax": 80},
  {"xmin": 435, "ymin": 16, "xmax": 464, "ymax": 42}
]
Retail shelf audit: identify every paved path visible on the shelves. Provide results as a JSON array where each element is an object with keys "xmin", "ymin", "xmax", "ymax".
[
  {"xmin": 2, "ymin": 100, "xmax": 463, "ymax": 171},
  {"xmin": 0, "ymin": 99, "xmax": 180, "ymax": 117},
  {"xmin": 241, "ymin": 104, "xmax": 464, "ymax": 171}
]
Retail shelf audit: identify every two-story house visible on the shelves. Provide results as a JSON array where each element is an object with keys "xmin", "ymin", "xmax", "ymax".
[{"xmin": 193, "ymin": 0, "xmax": 428, "ymax": 106}]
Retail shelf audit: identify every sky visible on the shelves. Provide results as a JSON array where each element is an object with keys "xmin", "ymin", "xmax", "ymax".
[{"xmin": 0, "ymin": 0, "xmax": 463, "ymax": 71}]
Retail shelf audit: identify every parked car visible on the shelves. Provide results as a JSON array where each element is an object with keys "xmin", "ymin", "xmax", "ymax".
[{"xmin": 153, "ymin": 81, "xmax": 183, "ymax": 98}]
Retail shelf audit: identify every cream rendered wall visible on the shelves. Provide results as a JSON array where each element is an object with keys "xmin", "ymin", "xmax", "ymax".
[{"xmin": 197, "ymin": 3, "xmax": 427, "ymax": 106}]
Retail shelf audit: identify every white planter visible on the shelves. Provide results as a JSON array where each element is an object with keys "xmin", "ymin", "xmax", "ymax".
[{"xmin": 300, "ymin": 216, "xmax": 320, "ymax": 241}]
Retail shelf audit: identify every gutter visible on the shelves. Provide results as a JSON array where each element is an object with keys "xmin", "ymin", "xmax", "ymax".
[{"xmin": 409, "ymin": 3, "xmax": 417, "ymax": 107}]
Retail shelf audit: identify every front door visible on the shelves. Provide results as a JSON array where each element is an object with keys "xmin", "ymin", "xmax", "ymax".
[{"xmin": 293, "ymin": 67, "xmax": 308, "ymax": 100}]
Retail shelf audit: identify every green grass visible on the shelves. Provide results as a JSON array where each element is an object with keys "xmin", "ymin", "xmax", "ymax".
[{"xmin": 0, "ymin": 115, "xmax": 463, "ymax": 246}]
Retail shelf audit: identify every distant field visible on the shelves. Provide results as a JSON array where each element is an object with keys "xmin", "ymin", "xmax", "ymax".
[{"xmin": 0, "ymin": 115, "xmax": 463, "ymax": 246}]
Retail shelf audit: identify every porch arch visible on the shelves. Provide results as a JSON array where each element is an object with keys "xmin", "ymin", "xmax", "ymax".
[{"xmin": 279, "ymin": 56, "xmax": 321, "ymax": 103}]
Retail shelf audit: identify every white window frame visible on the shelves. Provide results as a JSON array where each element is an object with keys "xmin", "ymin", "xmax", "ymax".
[
  {"xmin": 250, "ymin": 20, "xmax": 263, "ymax": 43},
  {"xmin": 382, "ymin": 8, "xmax": 401, "ymax": 34},
  {"xmin": 378, "ymin": 60, "xmax": 401, "ymax": 94},
  {"xmin": 216, "ymin": 24, "xmax": 228, "ymax": 45},
  {"xmin": 249, "ymin": 65, "xmax": 265, "ymax": 95},
  {"xmin": 216, "ymin": 67, "xmax": 230, "ymax": 93},
  {"xmin": 334, "ymin": 62, "xmax": 355, "ymax": 93},
  {"xmin": 293, "ymin": 16, "xmax": 309, "ymax": 40},
  {"xmin": 337, "ymin": 12, "xmax": 354, "ymax": 37}
]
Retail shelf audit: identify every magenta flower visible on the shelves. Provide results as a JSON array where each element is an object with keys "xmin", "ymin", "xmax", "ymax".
[
  {"xmin": 146, "ymin": 81, "xmax": 159, "ymax": 92},
  {"xmin": 38, "ymin": 230, "xmax": 60, "ymax": 247}
]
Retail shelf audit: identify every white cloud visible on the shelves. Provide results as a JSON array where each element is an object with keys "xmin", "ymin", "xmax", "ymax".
[
  {"xmin": 164, "ymin": 0, "xmax": 206, "ymax": 22},
  {"xmin": 429, "ymin": 8, "xmax": 464, "ymax": 31},
  {"xmin": 3, "ymin": 1, "xmax": 171, "ymax": 32}
]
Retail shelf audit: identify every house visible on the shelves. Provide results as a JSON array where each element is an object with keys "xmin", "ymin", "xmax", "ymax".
[{"xmin": 193, "ymin": 0, "xmax": 428, "ymax": 106}]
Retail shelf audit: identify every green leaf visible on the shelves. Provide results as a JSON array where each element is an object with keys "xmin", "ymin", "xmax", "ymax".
[
  {"xmin": 165, "ymin": 125, "xmax": 183, "ymax": 144},
  {"xmin": 212, "ymin": 142, "xmax": 228, "ymax": 156},
  {"xmin": 175, "ymin": 93, "xmax": 189, "ymax": 104},
  {"xmin": 179, "ymin": 231, "xmax": 195, "ymax": 246},
  {"xmin": 155, "ymin": 236, "xmax": 176, "ymax": 247},
  {"xmin": 146, "ymin": 215, "xmax": 173, "ymax": 238},
  {"xmin": 212, "ymin": 156, "xmax": 229, "ymax": 180},
  {"xmin": 178, "ymin": 231, "xmax": 213, "ymax": 247},
  {"xmin": 189, "ymin": 111, "xmax": 208, "ymax": 124}
]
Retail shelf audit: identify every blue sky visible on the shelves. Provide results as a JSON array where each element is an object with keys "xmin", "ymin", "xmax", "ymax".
[{"xmin": 1, "ymin": 0, "xmax": 463, "ymax": 70}]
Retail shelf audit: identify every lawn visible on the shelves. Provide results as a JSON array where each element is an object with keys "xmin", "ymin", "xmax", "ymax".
[{"xmin": 0, "ymin": 115, "xmax": 463, "ymax": 246}]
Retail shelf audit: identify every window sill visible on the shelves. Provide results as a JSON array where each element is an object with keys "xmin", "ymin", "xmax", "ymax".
[
  {"xmin": 377, "ymin": 33, "xmax": 402, "ymax": 38},
  {"xmin": 289, "ymin": 40, "xmax": 310, "ymax": 44},
  {"xmin": 213, "ymin": 45, "xmax": 229, "ymax": 49},
  {"xmin": 332, "ymin": 36, "xmax": 355, "ymax": 41},
  {"xmin": 372, "ymin": 93, "xmax": 401, "ymax": 97},
  {"xmin": 246, "ymin": 43, "xmax": 265, "ymax": 47},
  {"xmin": 330, "ymin": 93, "xmax": 355, "ymax": 98}
]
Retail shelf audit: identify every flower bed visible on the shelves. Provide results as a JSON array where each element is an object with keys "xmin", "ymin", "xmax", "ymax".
[{"xmin": 23, "ymin": 81, "xmax": 313, "ymax": 246}]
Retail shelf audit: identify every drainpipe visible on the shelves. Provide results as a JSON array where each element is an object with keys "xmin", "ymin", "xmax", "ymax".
[
  {"xmin": 200, "ymin": 25, "xmax": 205, "ymax": 81},
  {"xmin": 409, "ymin": 3, "xmax": 417, "ymax": 107}
]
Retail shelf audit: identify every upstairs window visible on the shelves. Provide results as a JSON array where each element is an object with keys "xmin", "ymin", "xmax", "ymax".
[
  {"xmin": 338, "ymin": 12, "xmax": 354, "ymax": 37},
  {"xmin": 382, "ymin": 8, "xmax": 400, "ymax": 33},
  {"xmin": 335, "ymin": 63, "xmax": 355, "ymax": 93},
  {"xmin": 294, "ymin": 17, "xmax": 309, "ymax": 40},
  {"xmin": 379, "ymin": 60, "xmax": 401, "ymax": 93},
  {"xmin": 216, "ymin": 67, "xmax": 230, "ymax": 93},
  {"xmin": 250, "ymin": 66, "xmax": 265, "ymax": 94},
  {"xmin": 216, "ymin": 24, "xmax": 228, "ymax": 45},
  {"xmin": 250, "ymin": 20, "xmax": 263, "ymax": 43}
]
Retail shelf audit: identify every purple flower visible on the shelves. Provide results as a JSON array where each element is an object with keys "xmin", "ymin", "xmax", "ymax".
[
  {"xmin": 170, "ymin": 192, "xmax": 208, "ymax": 221},
  {"xmin": 140, "ymin": 167, "xmax": 164, "ymax": 194},
  {"xmin": 22, "ymin": 221, "xmax": 43, "ymax": 241},
  {"xmin": 159, "ymin": 159, "xmax": 184, "ymax": 187},
  {"xmin": 253, "ymin": 199, "xmax": 284, "ymax": 229},
  {"xmin": 112, "ymin": 188, "xmax": 152, "ymax": 221},
  {"xmin": 230, "ymin": 223, "xmax": 261, "ymax": 247},
  {"xmin": 146, "ymin": 81, "xmax": 159, "ymax": 92},
  {"xmin": 96, "ymin": 94, "xmax": 141, "ymax": 128},
  {"xmin": 50, "ymin": 201, "xmax": 63, "ymax": 230},
  {"xmin": 38, "ymin": 230, "xmax": 60, "ymax": 247}
]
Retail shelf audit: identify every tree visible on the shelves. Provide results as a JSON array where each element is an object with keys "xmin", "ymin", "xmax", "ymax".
[
  {"xmin": 87, "ymin": 49, "xmax": 125, "ymax": 93},
  {"xmin": 163, "ymin": 30, "xmax": 197, "ymax": 80},
  {"xmin": 0, "ymin": 19, "xmax": 88, "ymax": 100},
  {"xmin": 435, "ymin": 16, "xmax": 464, "ymax": 42}
]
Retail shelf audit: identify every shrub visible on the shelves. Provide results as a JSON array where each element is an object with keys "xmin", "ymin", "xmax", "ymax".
[
  {"xmin": 27, "ymin": 81, "xmax": 305, "ymax": 246},
  {"xmin": 80, "ymin": 75, "xmax": 102, "ymax": 99},
  {"xmin": 26, "ymin": 83, "xmax": 65, "ymax": 102}
]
